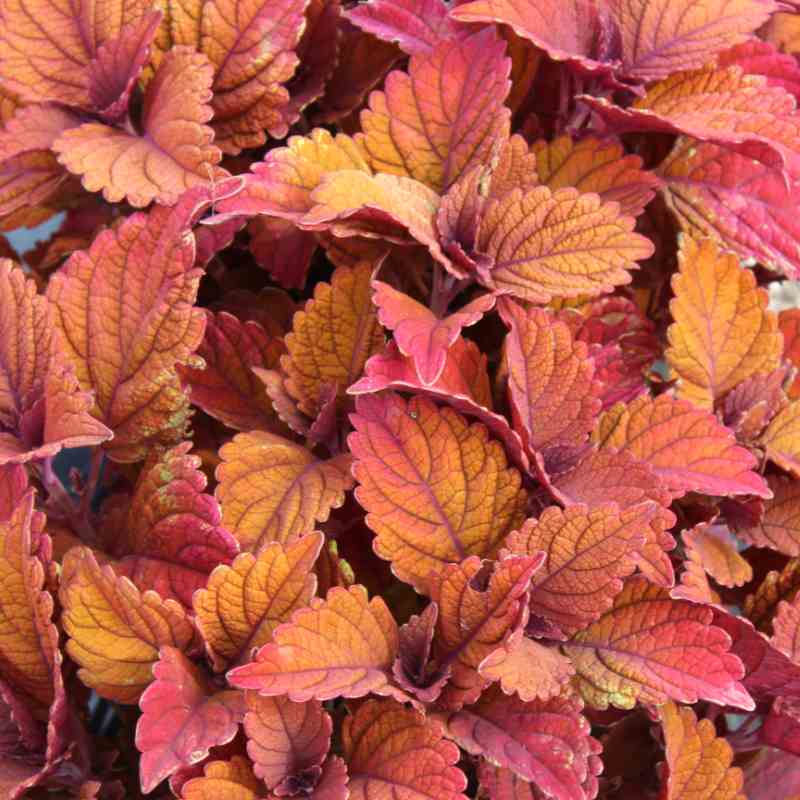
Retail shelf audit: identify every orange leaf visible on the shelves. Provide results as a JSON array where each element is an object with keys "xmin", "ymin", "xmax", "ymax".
[
  {"xmin": 430, "ymin": 555, "xmax": 541, "ymax": 708},
  {"xmin": 216, "ymin": 431, "xmax": 352, "ymax": 552},
  {"xmin": 681, "ymin": 524, "xmax": 752, "ymax": 589},
  {"xmin": 532, "ymin": 134, "xmax": 660, "ymax": 216},
  {"xmin": 194, "ymin": 533, "xmax": 322, "ymax": 669},
  {"xmin": 744, "ymin": 558, "xmax": 800, "ymax": 631},
  {"xmin": 666, "ymin": 236, "xmax": 782, "ymax": 409},
  {"xmin": 53, "ymin": 48, "xmax": 224, "ymax": 208},
  {"xmin": 0, "ymin": 492, "xmax": 58, "ymax": 717},
  {"xmin": 244, "ymin": 693, "xmax": 331, "ymax": 789},
  {"xmin": 178, "ymin": 310, "xmax": 285, "ymax": 432},
  {"xmin": 780, "ymin": 309, "xmax": 800, "ymax": 398},
  {"xmin": 502, "ymin": 301, "xmax": 601, "ymax": 454},
  {"xmin": 594, "ymin": 393, "xmax": 770, "ymax": 498},
  {"xmin": 357, "ymin": 29, "xmax": 510, "ymax": 192},
  {"xmin": 181, "ymin": 757, "xmax": 261, "ymax": 800},
  {"xmin": 772, "ymin": 596, "xmax": 800, "ymax": 662},
  {"xmin": 734, "ymin": 474, "xmax": 800, "ymax": 556},
  {"xmin": 152, "ymin": 0, "xmax": 308, "ymax": 154},
  {"xmin": 760, "ymin": 400, "xmax": 800, "ymax": 477},
  {"xmin": 476, "ymin": 185, "xmax": 654, "ymax": 303},
  {"xmin": 478, "ymin": 635, "xmax": 575, "ymax": 703},
  {"xmin": 60, "ymin": 547, "xmax": 197, "ymax": 704},
  {"xmin": 505, "ymin": 503, "xmax": 655, "ymax": 636},
  {"xmin": 343, "ymin": 698, "xmax": 467, "ymax": 800},
  {"xmin": 282, "ymin": 261, "xmax": 384, "ymax": 418},
  {"xmin": 350, "ymin": 392, "xmax": 529, "ymax": 593},
  {"xmin": 227, "ymin": 584, "xmax": 399, "ymax": 701},
  {"xmin": 564, "ymin": 576, "xmax": 753, "ymax": 710},
  {"xmin": 46, "ymin": 192, "xmax": 214, "ymax": 462},
  {"xmin": 0, "ymin": 0, "xmax": 151, "ymax": 105},
  {"xmin": 0, "ymin": 259, "xmax": 111, "ymax": 464},
  {"xmin": 659, "ymin": 701, "xmax": 745, "ymax": 800}
]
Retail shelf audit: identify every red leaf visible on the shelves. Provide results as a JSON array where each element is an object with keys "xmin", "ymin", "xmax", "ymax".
[
  {"xmin": 105, "ymin": 443, "xmax": 239, "ymax": 608},
  {"xmin": 244, "ymin": 693, "xmax": 331, "ymax": 790},
  {"xmin": 564, "ymin": 577, "xmax": 753, "ymax": 710},
  {"xmin": 343, "ymin": 698, "xmax": 467, "ymax": 800},
  {"xmin": 594, "ymin": 393, "xmax": 770, "ymax": 499},
  {"xmin": 441, "ymin": 685, "xmax": 602, "ymax": 800},
  {"xmin": 136, "ymin": 647, "xmax": 246, "ymax": 794},
  {"xmin": 345, "ymin": 0, "xmax": 469, "ymax": 55}
]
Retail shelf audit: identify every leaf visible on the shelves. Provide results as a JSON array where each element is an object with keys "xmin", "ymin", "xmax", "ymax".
[
  {"xmin": 476, "ymin": 185, "xmax": 654, "ymax": 303},
  {"xmin": 594, "ymin": 393, "xmax": 770, "ymax": 498},
  {"xmin": 214, "ymin": 128, "xmax": 371, "ymax": 219},
  {"xmin": 671, "ymin": 545, "xmax": 720, "ymax": 605},
  {"xmin": 46, "ymin": 190, "xmax": 219, "ymax": 462},
  {"xmin": 0, "ymin": 0, "xmax": 151, "ymax": 105},
  {"xmin": 734, "ymin": 475, "xmax": 800, "ymax": 556},
  {"xmin": 282, "ymin": 261, "xmax": 384, "ymax": 417},
  {"xmin": 87, "ymin": 11, "xmax": 162, "ymax": 121},
  {"xmin": 227, "ymin": 584, "xmax": 399, "ymax": 701},
  {"xmin": 531, "ymin": 135, "xmax": 660, "ymax": 217},
  {"xmin": 373, "ymin": 282, "xmax": 495, "ymax": 386},
  {"xmin": 450, "ymin": 0, "xmax": 606, "ymax": 74},
  {"xmin": 60, "ymin": 547, "xmax": 197, "ymax": 704},
  {"xmin": 772, "ymin": 597, "xmax": 800, "ymax": 661},
  {"xmin": 502, "ymin": 301, "xmax": 601, "ymax": 454},
  {"xmin": 0, "ymin": 259, "xmax": 111, "ymax": 464},
  {"xmin": 721, "ymin": 367, "xmax": 790, "ymax": 442},
  {"xmin": 349, "ymin": 392, "xmax": 529, "ymax": 593},
  {"xmin": 666, "ymin": 236, "xmax": 782, "ymax": 408},
  {"xmin": 781, "ymin": 310, "xmax": 800, "ymax": 397},
  {"xmin": 349, "ymin": 338, "xmax": 531, "ymax": 473},
  {"xmin": 181, "ymin": 757, "xmax": 261, "ymax": 800},
  {"xmin": 216, "ymin": 431, "xmax": 352, "ymax": 552},
  {"xmin": 760, "ymin": 400, "xmax": 800, "ymax": 477},
  {"xmin": 478, "ymin": 636, "xmax": 575, "ymax": 703},
  {"xmin": 429, "ymin": 555, "xmax": 541, "ymax": 708},
  {"xmin": 345, "ymin": 0, "xmax": 468, "ymax": 55},
  {"xmin": 440, "ymin": 686, "xmax": 600, "ymax": 800},
  {"xmin": 564, "ymin": 576, "xmax": 753, "ymax": 710},
  {"xmin": 582, "ymin": 67, "xmax": 800, "ymax": 170},
  {"xmin": 300, "ymin": 171, "xmax": 452, "ymax": 272},
  {"xmin": 745, "ymin": 558, "xmax": 800, "ymax": 631},
  {"xmin": 53, "ymin": 48, "xmax": 224, "ymax": 208},
  {"xmin": 357, "ymin": 29, "xmax": 510, "ymax": 192},
  {"xmin": 681, "ymin": 524, "xmax": 752, "ymax": 589},
  {"xmin": 0, "ymin": 464, "xmax": 27, "ymax": 521},
  {"xmin": 659, "ymin": 137, "xmax": 800, "ymax": 280},
  {"xmin": 136, "ymin": 646, "xmax": 246, "ymax": 794},
  {"xmin": 248, "ymin": 217, "xmax": 316, "ymax": 292},
  {"xmin": 177, "ymin": 311, "xmax": 285, "ymax": 432},
  {"xmin": 343, "ymin": 698, "xmax": 467, "ymax": 800},
  {"xmin": 0, "ymin": 492, "xmax": 58, "ymax": 717},
  {"xmin": 244, "ymin": 693, "xmax": 331, "ymax": 790},
  {"xmin": 505, "ymin": 503, "xmax": 655, "ymax": 637},
  {"xmin": 104, "ymin": 443, "xmax": 239, "ymax": 608},
  {"xmin": 152, "ymin": 0, "xmax": 308, "ymax": 153},
  {"xmin": 659, "ymin": 701, "xmax": 745, "ymax": 800},
  {"xmin": 194, "ymin": 533, "xmax": 322, "ymax": 670},
  {"xmin": 610, "ymin": 0, "xmax": 775, "ymax": 82},
  {"xmin": 718, "ymin": 39, "xmax": 800, "ymax": 100}
]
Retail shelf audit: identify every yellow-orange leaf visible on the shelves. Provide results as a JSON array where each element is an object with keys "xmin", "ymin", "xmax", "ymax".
[
  {"xmin": 181, "ymin": 757, "xmax": 261, "ymax": 800},
  {"xmin": 666, "ymin": 236, "xmax": 782, "ymax": 409},
  {"xmin": 216, "ymin": 431, "xmax": 352, "ymax": 552},
  {"xmin": 357, "ymin": 29, "xmax": 510, "ymax": 192},
  {"xmin": 227, "ymin": 584, "xmax": 399, "ymax": 701},
  {"xmin": 282, "ymin": 261, "xmax": 384, "ymax": 417},
  {"xmin": 761, "ymin": 400, "xmax": 800, "ymax": 478},
  {"xmin": 60, "ymin": 547, "xmax": 197, "ymax": 704},
  {"xmin": 46, "ymin": 195, "xmax": 209, "ymax": 462},
  {"xmin": 350, "ymin": 392, "xmax": 529, "ymax": 593},
  {"xmin": 659, "ymin": 701, "xmax": 745, "ymax": 800},
  {"xmin": 194, "ymin": 533, "xmax": 322, "ymax": 669},
  {"xmin": 682, "ymin": 524, "xmax": 752, "ymax": 589},
  {"xmin": 0, "ymin": 492, "xmax": 58, "ymax": 717},
  {"xmin": 532, "ymin": 134, "xmax": 660, "ymax": 217}
]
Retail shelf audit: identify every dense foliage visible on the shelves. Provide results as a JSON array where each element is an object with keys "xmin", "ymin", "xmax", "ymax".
[{"xmin": 3, "ymin": 0, "xmax": 800, "ymax": 797}]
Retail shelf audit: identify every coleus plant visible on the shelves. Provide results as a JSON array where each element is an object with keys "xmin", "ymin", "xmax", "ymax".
[{"xmin": 5, "ymin": 0, "xmax": 800, "ymax": 799}]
